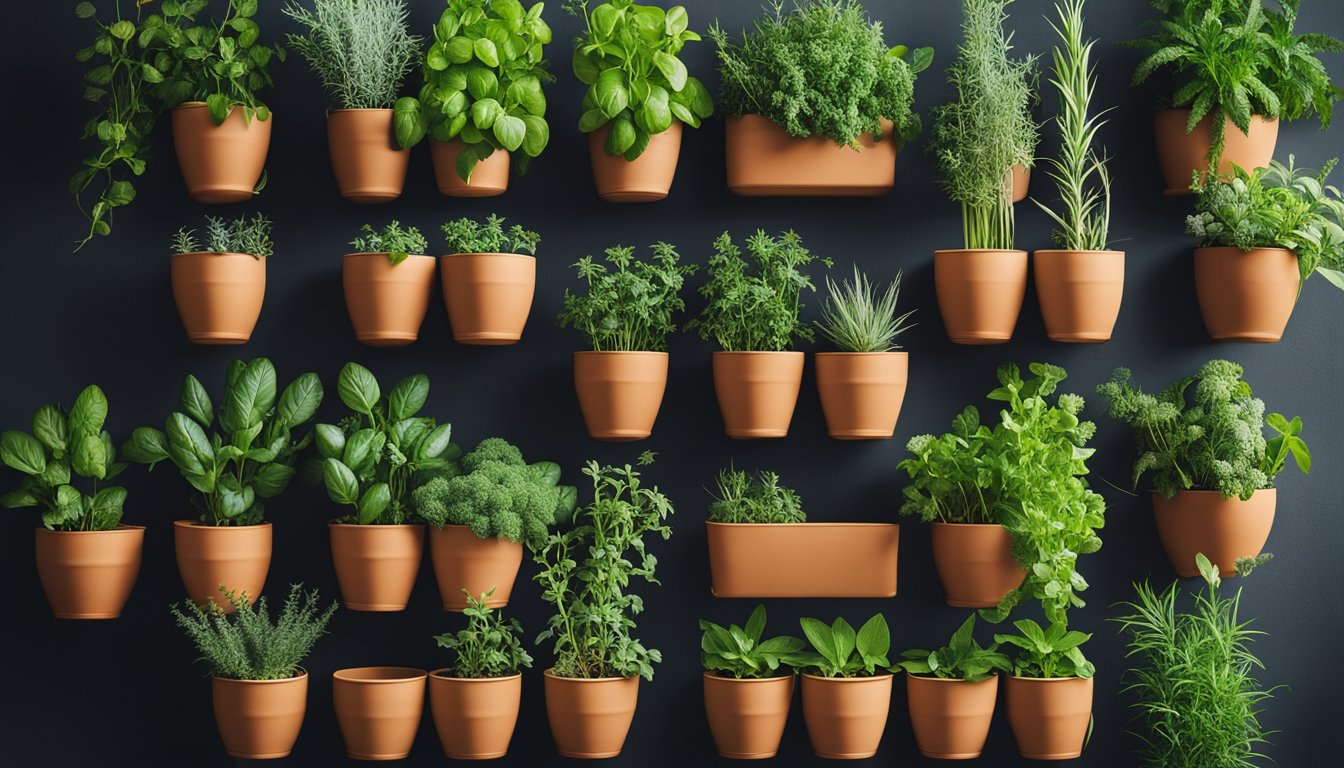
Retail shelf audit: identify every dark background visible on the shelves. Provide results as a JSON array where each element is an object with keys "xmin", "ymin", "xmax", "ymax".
[{"xmin": 4, "ymin": 1, "xmax": 1342, "ymax": 765}]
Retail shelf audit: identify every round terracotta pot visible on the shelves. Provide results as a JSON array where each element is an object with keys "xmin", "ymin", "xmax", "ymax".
[
  {"xmin": 1004, "ymin": 675, "xmax": 1093, "ymax": 760},
  {"xmin": 431, "ymin": 140, "xmax": 509, "ymax": 197},
  {"xmin": 332, "ymin": 667, "xmax": 427, "ymax": 761},
  {"xmin": 429, "ymin": 670, "xmax": 522, "ymax": 759},
  {"xmin": 589, "ymin": 121, "xmax": 682, "ymax": 202},
  {"xmin": 712, "ymin": 351, "xmax": 805, "ymax": 439},
  {"xmin": 343, "ymin": 253, "xmax": 437, "ymax": 346},
  {"xmin": 905, "ymin": 673, "xmax": 999, "ymax": 760},
  {"xmin": 814, "ymin": 352, "xmax": 908, "ymax": 439},
  {"xmin": 1010, "ymin": 164, "xmax": 1030, "ymax": 203},
  {"xmin": 429, "ymin": 524, "xmax": 522, "ymax": 611},
  {"xmin": 174, "ymin": 520, "xmax": 271, "ymax": 612},
  {"xmin": 34, "ymin": 525, "xmax": 144, "ymax": 619},
  {"xmin": 1194, "ymin": 247, "xmax": 1300, "ymax": 342},
  {"xmin": 328, "ymin": 523, "xmax": 425, "ymax": 612},
  {"xmin": 573, "ymin": 351, "xmax": 669, "ymax": 441},
  {"xmin": 1152, "ymin": 489, "xmax": 1276, "ymax": 577},
  {"xmin": 171, "ymin": 252, "xmax": 265, "ymax": 345},
  {"xmin": 1034, "ymin": 250, "xmax": 1125, "ymax": 342},
  {"xmin": 212, "ymin": 670, "xmax": 308, "ymax": 759},
  {"xmin": 934, "ymin": 250, "xmax": 1029, "ymax": 344},
  {"xmin": 440, "ymin": 252, "xmax": 536, "ymax": 344},
  {"xmin": 327, "ymin": 109, "xmax": 409, "ymax": 203},
  {"xmin": 724, "ymin": 115, "xmax": 896, "ymax": 196},
  {"xmin": 543, "ymin": 671, "xmax": 640, "ymax": 758},
  {"xmin": 703, "ymin": 672, "xmax": 795, "ymax": 759},
  {"xmin": 800, "ymin": 673, "xmax": 893, "ymax": 759},
  {"xmin": 172, "ymin": 103, "xmax": 271, "ymax": 203},
  {"xmin": 706, "ymin": 522, "xmax": 899, "ymax": 598},
  {"xmin": 930, "ymin": 523, "xmax": 1025, "ymax": 608},
  {"xmin": 1153, "ymin": 109, "xmax": 1279, "ymax": 195}
]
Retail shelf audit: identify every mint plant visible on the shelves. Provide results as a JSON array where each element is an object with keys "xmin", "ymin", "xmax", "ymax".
[
  {"xmin": 700, "ymin": 605, "xmax": 808, "ymax": 679},
  {"xmin": 434, "ymin": 589, "xmax": 533, "ymax": 678},
  {"xmin": 797, "ymin": 614, "xmax": 892, "ymax": 678},
  {"xmin": 897, "ymin": 615, "xmax": 1012, "ymax": 681},
  {"xmin": 994, "ymin": 618, "xmax": 1094, "ymax": 678}
]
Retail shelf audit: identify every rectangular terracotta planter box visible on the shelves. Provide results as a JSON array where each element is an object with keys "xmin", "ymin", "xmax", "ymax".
[
  {"xmin": 706, "ymin": 522, "xmax": 899, "ymax": 597},
  {"xmin": 725, "ymin": 115, "xmax": 897, "ymax": 197}
]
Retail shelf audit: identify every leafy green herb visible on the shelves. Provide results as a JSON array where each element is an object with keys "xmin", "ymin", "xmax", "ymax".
[
  {"xmin": 435, "ymin": 589, "xmax": 534, "ymax": 678},
  {"xmin": 994, "ymin": 618, "xmax": 1094, "ymax": 678},
  {"xmin": 171, "ymin": 583, "xmax": 337, "ymax": 680},
  {"xmin": 706, "ymin": 467, "xmax": 804, "ymax": 524},
  {"xmin": 557, "ymin": 242, "xmax": 695, "ymax": 352},
  {"xmin": 815, "ymin": 266, "xmax": 916, "ymax": 352},
  {"xmin": 283, "ymin": 0, "xmax": 421, "ymax": 110},
  {"xmin": 441, "ymin": 215, "xmax": 540, "ymax": 255},
  {"xmin": 350, "ymin": 221, "xmax": 429, "ymax": 266},
  {"xmin": 170, "ymin": 213, "xmax": 274, "ymax": 258},
  {"xmin": 796, "ymin": 613, "xmax": 892, "ymax": 678},
  {"xmin": 700, "ymin": 605, "xmax": 808, "ymax": 679},
  {"xmin": 897, "ymin": 615, "xmax": 1012, "ymax": 682},
  {"xmin": 153, "ymin": 0, "xmax": 285, "ymax": 124}
]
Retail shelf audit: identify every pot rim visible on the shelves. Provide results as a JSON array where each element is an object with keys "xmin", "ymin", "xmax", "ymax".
[
  {"xmin": 214, "ymin": 667, "xmax": 308, "ymax": 684},
  {"xmin": 929, "ymin": 521, "xmax": 1006, "ymax": 529},
  {"xmin": 439, "ymin": 251, "xmax": 535, "ymax": 261},
  {"xmin": 702, "ymin": 670, "xmax": 795, "ymax": 683},
  {"xmin": 543, "ymin": 668, "xmax": 637, "ymax": 683},
  {"xmin": 801, "ymin": 672, "xmax": 894, "ymax": 683},
  {"xmin": 1032, "ymin": 249, "xmax": 1126, "ymax": 257},
  {"xmin": 933, "ymin": 249, "xmax": 1029, "ymax": 256},
  {"xmin": 1193, "ymin": 245, "xmax": 1297, "ymax": 257},
  {"xmin": 1154, "ymin": 107, "xmax": 1276, "ymax": 122},
  {"xmin": 430, "ymin": 138, "xmax": 509, "ymax": 149},
  {"xmin": 343, "ymin": 251, "xmax": 434, "ymax": 261},
  {"xmin": 706, "ymin": 521, "xmax": 897, "ymax": 530},
  {"xmin": 711, "ymin": 349, "xmax": 805, "ymax": 357},
  {"xmin": 35, "ymin": 523, "xmax": 145, "ymax": 535},
  {"xmin": 431, "ymin": 523, "xmax": 517, "ymax": 540},
  {"xmin": 813, "ymin": 350, "xmax": 908, "ymax": 358},
  {"xmin": 905, "ymin": 672, "xmax": 999, "ymax": 684},
  {"xmin": 173, "ymin": 519, "xmax": 272, "ymax": 530},
  {"xmin": 1007, "ymin": 674, "xmax": 1092, "ymax": 683},
  {"xmin": 573, "ymin": 350, "xmax": 668, "ymax": 358},
  {"xmin": 328, "ymin": 521, "xmax": 426, "ymax": 529},
  {"xmin": 1151, "ymin": 488, "xmax": 1276, "ymax": 499},
  {"xmin": 327, "ymin": 107, "xmax": 395, "ymax": 114},
  {"xmin": 173, "ymin": 101, "xmax": 273, "ymax": 117},
  {"xmin": 429, "ymin": 669, "xmax": 523, "ymax": 683},
  {"xmin": 726, "ymin": 112, "xmax": 895, "ymax": 133},
  {"xmin": 332, "ymin": 666, "xmax": 428, "ymax": 684},
  {"xmin": 171, "ymin": 251, "xmax": 264, "ymax": 260}
]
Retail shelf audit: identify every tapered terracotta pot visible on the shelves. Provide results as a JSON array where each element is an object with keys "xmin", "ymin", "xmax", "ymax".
[
  {"xmin": 573, "ymin": 351, "xmax": 668, "ymax": 441},
  {"xmin": 712, "ymin": 351, "xmax": 805, "ymax": 439},
  {"xmin": 34, "ymin": 525, "xmax": 144, "ymax": 619},
  {"xmin": 703, "ymin": 672, "xmax": 795, "ymax": 759},
  {"xmin": 1152, "ymin": 490, "xmax": 1276, "ymax": 577},
  {"xmin": 343, "ymin": 253, "xmax": 437, "ymax": 346},
  {"xmin": 1004, "ymin": 675, "xmax": 1093, "ymax": 760},
  {"xmin": 1194, "ymin": 247, "xmax": 1300, "ymax": 342},
  {"xmin": 1034, "ymin": 250, "xmax": 1125, "ymax": 342},
  {"xmin": 328, "ymin": 109, "xmax": 409, "ymax": 203},
  {"xmin": 725, "ymin": 115, "xmax": 896, "ymax": 196},
  {"xmin": 590, "ymin": 122, "xmax": 682, "ymax": 202},
  {"xmin": 543, "ymin": 671, "xmax": 640, "ymax": 758},
  {"xmin": 172, "ymin": 252, "xmax": 266, "ymax": 345},
  {"xmin": 172, "ymin": 103, "xmax": 270, "ymax": 203},
  {"xmin": 814, "ymin": 352, "xmax": 908, "ymax": 439},
  {"xmin": 329, "ymin": 523, "xmax": 424, "ymax": 611},
  {"xmin": 930, "ymin": 523, "xmax": 1024, "ymax": 608},
  {"xmin": 429, "ymin": 671, "xmax": 522, "ymax": 759},
  {"xmin": 800, "ymin": 673, "xmax": 893, "ymax": 759},
  {"xmin": 934, "ymin": 250, "xmax": 1028, "ymax": 344},
  {"xmin": 1153, "ymin": 109, "xmax": 1279, "ymax": 195},
  {"xmin": 707, "ymin": 522, "xmax": 899, "ymax": 598},
  {"xmin": 905, "ymin": 673, "xmax": 999, "ymax": 760},
  {"xmin": 212, "ymin": 671, "xmax": 308, "ymax": 759},
  {"xmin": 440, "ymin": 253, "xmax": 536, "ymax": 344},
  {"xmin": 174, "ymin": 520, "xmax": 271, "ymax": 611},
  {"xmin": 332, "ymin": 667, "xmax": 427, "ymax": 760},
  {"xmin": 1010, "ymin": 164, "xmax": 1031, "ymax": 203},
  {"xmin": 431, "ymin": 140, "xmax": 509, "ymax": 197},
  {"xmin": 429, "ymin": 525, "xmax": 522, "ymax": 610}
]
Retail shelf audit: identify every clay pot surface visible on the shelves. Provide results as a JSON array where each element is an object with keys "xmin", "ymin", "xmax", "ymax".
[
  {"xmin": 725, "ymin": 115, "xmax": 896, "ymax": 196},
  {"xmin": 814, "ymin": 352, "xmax": 908, "ymax": 439},
  {"xmin": 905, "ymin": 673, "xmax": 999, "ymax": 759},
  {"xmin": 212, "ymin": 671, "xmax": 308, "ymax": 759},
  {"xmin": 703, "ymin": 672, "xmax": 795, "ymax": 759},
  {"xmin": 431, "ymin": 140, "xmax": 509, "ymax": 196},
  {"xmin": 429, "ymin": 671, "xmax": 522, "ymax": 759},
  {"xmin": 1153, "ymin": 490, "xmax": 1276, "ymax": 577},
  {"xmin": 343, "ymin": 253, "xmax": 436, "ymax": 346},
  {"xmin": 1194, "ymin": 247, "xmax": 1300, "ymax": 342},
  {"xmin": 1153, "ymin": 109, "xmax": 1279, "ymax": 195},
  {"xmin": 328, "ymin": 523, "xmax": 424, "ymax": 611},
  {"xmin": 930, "ymin": 523, "xmax": 1025, "ymax": 608},
  {"xmin": 332, "ymin": 667, "xmax": 427, "ymax": 760},
  {"xmin": 712, "ymin": 351, "xmax": 805, "ymax": 439},
  {"xmin": 800, "ymin": 673, "xmax": 893, "ymax": 759},
  {"xmin": 172, "ymin": 252, "xmax": 266, "ymax": 345},
  {"xmin": 1034, "ymin": 250, "xmax": 1125, "ymax": 342},
  {"xmin": 430, "ymin": 525, "xmax": 523, "ymax": 611},
  {"xmin": 174, "ymin": 520, "xmax": 271, "ymax": 611},
  {"xmin": 34, "ymin": 525, "xmax": 144, "ymax": 619},
  {"xmin": 327, "ymin": 109, "xmax": 408, "ymax": 203},
  {"xmin": 1004, "ymin": 675, "xmax": 1094, "ymax": 760},
  {"xmin": 543, "ymin": 671, "xmax": 640, "ymax": 758},
  {"xmin": 934, "ymin": 250, "xmax": 1028, "ymax": 344},
  {"xmin": 172, "ymin": 103, "xmax": 270, "ymax": 203},
  {"xmin": 574, "ymin": 351, "xmax": 669, "ymax": 441},
  {"xmin": 590, "ymin": 122, "xmax": 682, "ymax": 202},
  {"xmin": 707, "ymin": 522, "xmax": 898, "ymax": 598},
  {"xmin": 441, "ymin": 253, "xmax": 535, "ymax": 344},
  {"xmin": 1010, "ymin": 164, "xmax": 1031, "ymax": 203}
]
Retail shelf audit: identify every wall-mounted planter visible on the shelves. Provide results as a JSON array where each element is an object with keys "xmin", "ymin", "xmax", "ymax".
[
  {"xmin": 543, "ymin": 671, "xmax": 640, "ymax": 759},
  {"xmin": 574, "ymin": 351, "xmax": 668, "ymax": 441},
  {"xmin": 706, "ymin": 522, "xmax": 898, "ymax": 598},
  {"xmin": 589, "ymin": 122, "xmax": 682, "ymax": 202},
  {"xmin": 429, "ymin": 524, "xmax": 522, "ymax": 611},
  {"xmin": 712, "ymin": 351, "xmax": 804, "ymax": 439},
  {"xmin": 429, "ymin": 671, "xmax": 522, "ymax": 759},
  {"xmin": 1033, "ymin": 250, "xmax": 1125, "ymax": 342},
  {"xmin": 1009, "ymin": 164, "xmax": 1031, "ymax": 203},
  {"xmin": 431, "ymin": 140, "xmax": 509, "ymax": 197},
  {"xmin": 343, "ymin": 253, "xmax": 436, "ymax": 346},
  {"xmin": 1152, "ymin": 489, "xmax": 1276, "ymax": 577},
  {"xmin": 1004, "ymin": 675, "xmax": 1093, "ymax": 760},
  {"xmin": 328, "ymin": 523, "xmax": 424, "ymax": 612},
  {"xmin": 724, "ymin": 115, "xmax": 896, "ymax": 196},
  {"xmin": 332, "ymin": 667, "xmax": 426, "ymax": 761},
  {"xmin": 172, "ymin": 252, "xmax": 265, "ymax": 345},
  {"xmin": 172, "ymin": 103, "xmax": 270, "ymax": 203},
  {"xmin": 934, "ymin": 250, "xmax": 1028, "ymax": 344},
  {"xmin": 212, "ymin": 670, "xmax": 308, "ymax": 760},
  {"xmin": 703, "ymin": 672, "xmax": 794, "ymax": 759},
  {"xmin": 34, "ymin": 525, "xmax": 144, "ymax": 619},
  {"xmin": 905, "ymin": 673, "xmax": 998, "ymax": 760},
  {"xmin": 1153, "ymin": 109, "xmax": 1278, "ymax": 195},
  {"xmin": 174, "ymin": 520, "xmax": 270, "ymax": 612},
  {"xmin": 800, "ymin": 673, "xmax": 893, "ymax": 759},
  {"xmin": 930, "ymin": 523, "xmax": 1024, "ymax": 608},
  {"xmin": 327, "ymin": 109, "xmax": 408, "ymax": 203},
  {"xmin": 440, "ymin": 252, "xmax": 535, "ymax": 344},
  {"xmin": 814, "ymin": 351, "xmax": 908, "ymax": 439},
  {"xmin": 1194, "ymin": 247, "xmax": 1299, "ymax": 342}
]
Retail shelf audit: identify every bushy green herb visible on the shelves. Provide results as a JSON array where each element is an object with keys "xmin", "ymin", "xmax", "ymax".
[
  {"xmin": 350, "ymin": 221, "xmax": 429, "ymax": 266},
  {"xmin": 1, "ymin": 386, "xmax": 129, "ymax": 532},
  {"xmin": 711, "ymin": 0, "xmax": 931, "ymax": 146},
  {"xmin": 171, "ymin": 214, "xmax": 274, "ymax": 258},
  {"xmin": 815, "ymin": 266, "xmax": 916, "ymax": 352},
  {"xmin": 171, "ymin": 583, "xmax": 337, "ymax": 681},
  {"xmin": 994, "ymin": 618, "xmax": 1094, "ymax": 678},
  {"xmin": 706, "ymin": 467, "xmax": 805, "ymax": 524},
  {"xmin": 153, "ymin": 0, "xmax": 285, "ymax": 123},
  {"xmin": 700, "ymin": 605, "xmax": 808, "ymax": 679},
  {"xmin": 558, "ymin": 243, "xmax": 695, "ymax": 352},
  {"xmin": 435, "ymin": 589, "xmax": 533, "ymax": 678},
  {"xmin": 1097, "ymin": 359, "xmax": 1310, "ymax": 500},
  {"xmin": 283, "ymin": 0, "xmax": 421, "ymax": 110},
  {"xmin": 797, "ymin": 614, "xmax": 892, "ymax": 678},
  {"xmin": 897, "ymin": 615, "xmax": 1012, "ymax": 682},
  {"xmin": 441, "ymin": 215, "xmax": 540, "ymax": 255}
]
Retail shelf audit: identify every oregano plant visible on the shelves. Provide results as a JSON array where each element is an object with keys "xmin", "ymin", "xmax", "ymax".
[
  {"xmin": 349, "ymin": 221, "xmax": 429, "ymax": 266},
  {"xmin": 557, "ymin": 242, "xmax": 695, "ymax": 351}
]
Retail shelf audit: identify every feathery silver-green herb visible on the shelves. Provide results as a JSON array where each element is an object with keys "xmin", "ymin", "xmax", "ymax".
[
  {"xmin": 707, "ymin": 467, "xmax": 805, "ymax": 524},
  {"xmin": 283, "ymin": 0, "xmax": 421, "ymax": 109},
  {"xmin": 350, "ymin": 221, "xmax": 428, "ymax": 266},
  {"xmin": 171, "ymin": 583, "xmax": 337, "ymax": 681},
  {"xmin": 171, "ymin": 213, "xmax": 274, "ymax": 258}
]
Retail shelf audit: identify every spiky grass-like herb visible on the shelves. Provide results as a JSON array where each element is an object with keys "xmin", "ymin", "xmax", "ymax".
[
  {"xmin": 171, "ymin": 584, "xmax": 337, "ymax": 681},
  {"xmin": 350, "ymin": 221, "xmax": 428, "ymax": 266},
  {"xmin": 186, "ymin": 213, "xmax": 275, "ymax": 258},
  {"xmin": 815, "ymin": 266, "xmax": 916, "ymax": 352},
  {"xmin": 282, "ymin": 0, "xmax": 420, "ymax": 109},
  {"xmin": 170, "ymin": 227, "xmax": 200, "ymax": 255}
]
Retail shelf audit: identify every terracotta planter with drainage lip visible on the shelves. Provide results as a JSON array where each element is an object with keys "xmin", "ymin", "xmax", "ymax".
[
  {"xmin": 172, "ymin": 103, "xmax": 270, "ymax": 203},
  {"xmin": 1194, "ymin": 247, "xmax": 1300, "ymax": 342},
  {"xmin": 543, "ymin": 671, "xmax": 640, "ymax": 758},
  {"xmin": 171, "ymin": 252, "xmax": 265, "ymax": 345},
  {"xmin": 332, "ymin": 667, "xmax": 427, "ymax": 761},
  {"xmin": 905, "ymin": 673, "xmax": 999, "ymax": 759},
  {"xmin": 429, "ymin": 524, "xmax": 522, "ymax": 610},
  {"xmin": 934, "ymin": 249, "xmax": 1029, "ymax": 344},
  {"xmin": 212, "ymin": 669, "xmax": 308, "ymax": 760},
  {"xmin": 703, "ymin": 671, "xmax": 795, "ymax": 759},
  {"xmin": 328, "ymin": 523, "xmax": 424, "ymax": 611},
  {"xmin": 34, "ymin": 525, "xmax": 144, "ymax": 619},
  {"xmin": 590, "ymin": 122, "xmax": 682, "ymax": 202},
  {"xmin": 429, "ymin": 670, "xmax": 522, "ymax": 759},
  {"xmin": 1153, "ymin": 109, "xmax": 1278, "ymax": 195},
  {"xmin": 800, "ymin": 673, "xmax": 893, "ymax": 759},
  {"xmin": 814, "ymin": 351, "xmax": 908, "ymax": 439},
  {"xmin": 432, "ymin": 140, "xmax": 509, "ymax": 197},
  {"xmin": 707, "ymin": 522, "xmax": 899, "ymax": 598},
  {"xmin": 712, "ymin": 351, "xmax": 805, "ymax": 439},
  {"xmin": 573, "ymin": 351, "xmax": 669, "ymax": 441},
  {"xmin": 327, "ymin": 109, "xmax": 409, "ymax": 202},
  {"xmin": 1004, "ymin": 675, "xmax": 1093, "ymax": 760},
  {"xmin": 441, "ymin": 252, "xmax": 536, "ymax": 344},
  {"xmin": 1153, "ymin": 489, "xmax": 1276, "ymax": 577},
  {"xmin": 174, "ymin": 520, "xmax": 271, "ymax": 612},
  {"xmin": 1033, "ymin": 250, "xmax": 1125, "ymax": 342},
  {"xmin": 1009, "ymin": 164, "xmax": 1031, "ymax": 203},
  {"xmin": 725, "ymin": 115, "xmax": 896, "ymax": 196},
  {"xmin": 930, "ymin": 523, "xmax": 1024, "ymax": 608},
  {"xmin": 343, "ymin": 253, "xmax": 437, "ymax": 346}
]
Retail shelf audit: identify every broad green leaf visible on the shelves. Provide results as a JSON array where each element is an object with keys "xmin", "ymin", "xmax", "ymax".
[
  {"xmin": 493, "ymin": 114, "xmax": 526, "ymax": 151},
  {"xmin": 520, "ymin": 115, "xmax": 549, "ymax": 156},
  {"xmin": 1, "ymin": 431, "xmax": 46, "ymax": 475},
  {"xmin": 652, "ymin": 51, "xmax": 687, "ymax": 92},
  {"xmin": 315, "ymin": 424, "xmax": 346, "ymax": 460},
  {"xmin": 277, "ymin": 372, "xmax": 323, "ymax": 427},
  {"xmin": 181, "ymin": 374, "xmax": 213, "ymax": 427},
  {"xmin": 337, "ymin": 362, "xmax": 381, "ymax": 415},
  {"xmin": 68, "ymin": 385, "xmax": 108, "ymax": 437},
  {"xmin": 357, "ymin": 483, "xmax": 391, "ymax": 525},
  {"xmin": 419, "ymin": 423, "xmax": 453, "ymax": 460},
  {"xmin": 71, "ymin": 434, "xmax": 107, "ymax": 479},
  {"xmin": 168, "ymin": 413, "xmax": 214, "ymax": 463},
  {"xmin": 594, "ymin": 68, "xmax": 629, "ymax": 118},
  {"xmin": 253, "ymin": 463, "xmax": 296, "ymax": 498},
  {"xmin": 324, "ymin": 458, "xmax": 360, "ymax": 506},
  {"xmin": 389, "ymin": 375, "xmax": 429, "ymax": 421},
  {"xmin": 33, "ymin": 404, "xmax": 68, "ymax": 452}
]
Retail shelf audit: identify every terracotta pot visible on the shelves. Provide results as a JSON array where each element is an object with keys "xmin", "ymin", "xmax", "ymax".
[
  {"xmin": 543, "ymin": 671, "xmax": 640, "ymax": 758},
  {"xmin": 34, "ymin": 525, "xmax": 144, "ymax": 619},
  {"xmin": 573, "ymin": 351, "xmax": 668, "ymax": 441},
  {"xmin": 327, "ymin": 109, "xmax": 408, "ymax": 203},
  {"xmin": 328, "ymin": 523, "xmax": 424, "ymax": 611},
  {"xmin": 934, "ymin": 250, "xmax": 1029, "ymax": 344},
  {"xmin": 1004, "ymin": 675, "xmax": 1093, "ymax": 760},
  {"xmin": 712, "ymin": 351, "xmax": 805, "ymax": 439},
  {"xmin": 172, "ymin": 103, "xmax": 270, "ymax": 203},
  {"xmin": 429, "ymin": 671, "xmax": 522, "ymax": 759},
  {"xmin": 1010, "ymin": 164, "xmax": 1031, "ymax": 203},
  {"xmin": 1152, "ymin": 490, "xmax": 1276, "ymax": 577},
  {"xmin": 703, "ymin": 672, "xmax": 794, "ymax": 759},
  {"xmin": 707, "ymin": 522, "xmax": 899, "ymax": 598},
  {"xmin": 343, "ymin": 253, "xmax": 437, "ymax": 346},
  {"xmin": 1033, "ymin": 250, "xmax": 1125, "ymax": 342},
  {"xmin": 212, "ymin": 671, "xmax": 308, "ymax": 759},
  {"xmin": 930, "ymin": 523, "xmax": 1025, "ymax": 608},
  {"xmin": 429, "ymin": 525, "xmax": 522, "ymax": 611},
  {"xmin": 171, "ymin": 252, "xmax": 266, "ymax": 345},
  {"xmin": 440, "ymin": 253, "xmax": 536, "ymax": 344},
  {"xmin": 905, "ymin": 673, "xmax": 999, "ymax": 760},
  {"xmin": 1153, "ymin": 109, "xmax": 1279, "ymax": 195},
  {"xmin": 725, "ymin": 115, "xmax": 896, "ymax": 196},
  {"xmin": 332, "ymin": 667, "xmax": 427, "ymax": 760},
  {"xmin": 431, "ymin": 140, "xmax": 510, "ymax": 197},
  {"xmin": 814, "ymin": 352, "xmax": 908, "ymax": 439},
  {"xmin": 174, "ymin": 520, "xmax": 271, "ymax": 612},
  {"xmin": 800, "ymin": 673, "xmax": 893, "ymax": 759},
  {"xmin": 1194, "ymin": 247, "xmax": 1300, "ymax": 342},
  {"xmin": 589, "ymin": 121, "xmax": 682, "ymax": 202}
]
